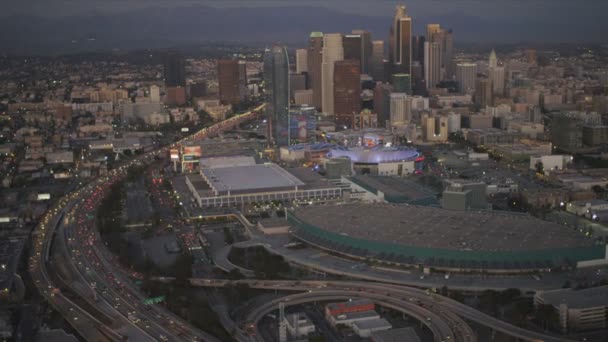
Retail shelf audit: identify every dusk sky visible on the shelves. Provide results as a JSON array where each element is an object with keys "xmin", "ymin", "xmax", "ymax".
[
  {"xmin": 4, "ymin": 0, "xmax": 607, "ymax": 20},
  {"xmin": 2, "ymin": 0, "xmax": 607, "ymax": 53}
]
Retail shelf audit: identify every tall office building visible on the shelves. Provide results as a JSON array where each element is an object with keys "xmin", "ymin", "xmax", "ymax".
[
  {"xmin": 456, "ymin": 63, "xmax": 477, "ymax": 94},
  {"xmin": 352, "ymin": 29, "xmax": 372, "ymax": 74},
  {"xmin": 343, "ymin": 35, "xmax": 362, "ymax": 66},
  {"xmin": 390, "ymin": 93, "xmax": 410, "ymax": 125},
  {"xmin": 239, "ymin": 61, "xmax": 248, "ymax": 101},
  {"xmin": 218, "ymin": 59, "xmax": 242, "ymax": 105},
  {"xmin": 164, "ymin": 51, "xmax": 186, "ymax": 87},
  {"xmin": 296, "ymin": 49, "xmax": 308, "ymax": 74},
  {"xmin": 264, "ymin": 45, "xmax": 290, "ymax": 146},
  {"xmin": 426, "ymin": 24, "xmax": 454, "ymax": 80},
  {"xmin": 443, "ymin": 30, "xmax": 455, "ymax": 79},
  {"xmin": 489, "ymin": 49, "xmax": 498, "ymax": 68},
  {"xmin": 371, "ymin": 40, "xmax": 385, "ymax": 81},
  {"xmin": 321, "ymin": 33, "xmax": 344, "ymax": 115},
  {"xmin": 422, "ymin": 114, "xmax": 448, "ymax": 142},
  {"xmin": 475, "ymin": 76, "xmax": 493, "ymax": 108},
  {"xmin": 392, "ymin": 74, "xmax": 411, "ymax": 93},
  {"xmin": 374, "ymin": 82, "xmax": 392, "ymax": 127},
  {"xmin": 424, "ymin": 41, "xmax": 442, "ymax": 89},
  {"xmin": 389, "ymin": 5, "xmax": 412, "ymax": 80},
  {"xmin": 488, "ymin": 50, "xmax": 505, "ymax": 96},
  {"xmin": 307, "ymin": 32, "xmax": 324, "ymax": 110},
  {"xmin": 412, "ymin": 35, "xmax": 425, "ymax": 65},
  {"xmin": 426, "ymin": 24, "xmax": 441, "ymax": 41},
  {"xmin": 334, "ymin": 60, "xmax": 361, "ymax": 128}
]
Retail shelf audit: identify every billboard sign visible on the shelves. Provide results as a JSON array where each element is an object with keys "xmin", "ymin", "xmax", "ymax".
[
  {"xmin": 182, "ymin": 146, "xmax": 202, "ymax": 157},
  {"xmin": 170, "ymin": 149, "xmax": 180, "ymax": 161},
  {"xmin": 37, "ymin": 193, "xmax": 51, "ymax": 201}
]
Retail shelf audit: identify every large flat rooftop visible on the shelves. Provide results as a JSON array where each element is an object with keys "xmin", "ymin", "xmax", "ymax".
[
  {"xmin": 291, "ymin": 203, "xmax": 595, "ymax": 252},
  {"xmin": 201, "ymin": 163, "xmax": 304, "ymax": 195}
]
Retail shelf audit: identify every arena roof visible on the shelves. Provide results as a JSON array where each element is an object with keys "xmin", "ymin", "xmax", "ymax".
[
  {"xmin": 201, "ymin": 163, "xmax": 304, "ymax": 195},
  {"xmin": 327, "ymin": 146, "xmax": 419, "ymax": 164},
  {"xmin": 290, "ymin": 203, "xmax": 594, "ymax": 252}
]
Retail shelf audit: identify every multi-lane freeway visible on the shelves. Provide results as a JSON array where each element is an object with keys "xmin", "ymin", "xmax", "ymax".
[
  {"xmin": 192, "ymin": 279, "xmax": 577, "ymax": 342},
  {"xmin": 29, "ymin": 104, "xmax": 265, "ymax": 341}
]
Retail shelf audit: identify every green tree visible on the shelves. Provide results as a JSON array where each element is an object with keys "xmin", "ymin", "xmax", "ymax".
[{"xmin": 535, "ymin": 161, "xmax": 544, "ymax": 175}]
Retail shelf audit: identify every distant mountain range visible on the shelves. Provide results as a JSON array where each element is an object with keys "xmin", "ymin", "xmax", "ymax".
[{"xmin": 0, "ymin": 5, "xmax": 605, "ymax": 55}]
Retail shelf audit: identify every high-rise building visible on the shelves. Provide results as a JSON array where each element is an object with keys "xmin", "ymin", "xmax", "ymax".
[
  {"xmin": 321, "ymin": 33, "xmax": 344, "ymax": 115},
  {"xmin": 426, "ymin": 24, "xmax": 441, "ymax": 41},
  {"xmin": 550, "ymin": 114, "xmax": 583, "ymax": 150},
  {"xmin": 296, "ymin": 49, "xmax": 308, "ymax": 74},
  {"xmin": 289, "ymin": 73, "xmax": 307, "ymax": 100},
  {"xmin": 456, "ymin": 63, "xmax": 476, "ymax": 94},
  {"xmin": 488, "ymin": 50, "xmax": 504, "ymax": 96},
  {"xmin": 374, "ymin": 82, "xmax": 392, "ymax": 127},
  {"xmin": 424, "ymin": 41, "xmax": 442, "ymax": 89},
  {"xmin": 334, "ymin": 60, "xmax": 361, "ymax": 128},
  {"xmin": 164, "ymin": 51, "xmax": 186, "ymax": 87},
  {"xmin": 422, "ymin": 114, "xmax": 448, "ymax": 142},
  {"xmin": 426, "ymin": 24, "xmax": 454, "ymax": 80},
  {"xmin": 218, "ymin": 59, "xmax": 242, "ymax": 105},
  {"xmin": 390, "ymin": 93, "xmax": 410, "ymax": 125},
  {"xmin": 475, "ymin": 76, "xmax": 493, "ymax": 108},
  {"xmin": 412, "ymin": 35, "xmax": 426, "ymax": 65},
  {"xmin": 489, "ymin": 49, "xmax": 498, "ymax": 68},
  {"xmin": 343, "ymin": 34, "xmax": 362, "ymax": 67},
  {"xmin": 391, "ymin": 74, "xmax": 411, "ymax": 93},
  {"xmin": 149, "ymin": 85, "xmax": 160, "ymax": 103},
  {"xmin": 389, "ymin": 5, "xmax": 412, "ymax": 80},
  {"xmin": 371, "ymin": 40, "xmax": 385, "ymax": 81},
  {"xmin": 307, "ymin": 32, "xmax": 324, "ymax": 110},
  {"xmin": 264, "ymin": 45, "xmax": 290, "ymax": 146},
  {"xmin": 489, "ymin": 66, "xmax": 505, "ymax": 96},
  {"xmin": 239, "ymin": 61, "xmax": 248, "ymax": 101},
  {"xmin": 352, "ymin": 29, "xmax": 372, "ymax": 74}
]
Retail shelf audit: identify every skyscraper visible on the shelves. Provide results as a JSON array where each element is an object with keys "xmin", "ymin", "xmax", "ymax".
[
  {"xmin": 475, "ymin": 76, "xmax": 493, "ymax": 108},
  {"xmin": 343, "ymin": 35, "xmax": 362, "ymax": 66},
  {"xmin": 307, "ymin": 32, "xmax": 324, "ymax": 110},
  {"xmin": 489, "ymin": 49, "xmax": 498, "ymax": 69},
  {"xmin": 370, "ymin": 40, "xmax": 385, "ymax": 81},
  {"xmin": 389, "ymin": 5, "xmax": 412, "ymax": 80},
  {"xmin": 264, "ymin": 45, "xmax": 290, "ymax": 146},
  {"xmin": 390, "ymin": 93, "xmax": 410, "ymax": 125},
  {"xmin": 456, "ymin": 63, "xmax": 477, "ymax": 94},
  {"xmin": 164, "ymin": 51, "xmax": 186, "ymax": 87},
  {"xmin": 321, "ymin": 33, "xmax": 344, "ymax": 114},
  {"xmin": 424, "ymin": 41, "xmax": 442, "ymax": 89},
  {"xmin": 218, "ymin": 59, "xmax": 241, "ymax": 105},
  {"xmin": 352, "ymin": 29, "xmax": 372, "ymax": 74},
  {"xmin": 488, "ymin": 50, "xmax": 504, "ymax": 96},
  {"xmin": 412, "ymin": 35, "xmax": 426, "ymax": 67},
  {"xmin": 334, "ymin": 60, "xmax": 361, "ymax": 128},
  {"xmin": 295, "ymin": 49, "xmax": 308, "ymax": 74},
  {"xmin": 426, "ymin": 24, "xmax": 454, "ymax": 80}
]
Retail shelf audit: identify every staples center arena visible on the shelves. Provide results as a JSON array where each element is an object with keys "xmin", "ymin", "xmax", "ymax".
[{"xmin": 288, "ymin": 203, "xmax": 608, "ymax": 274}]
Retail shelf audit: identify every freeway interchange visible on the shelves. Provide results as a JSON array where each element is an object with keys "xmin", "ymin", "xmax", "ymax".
[
  {"xmin": 28, "ymin": 102, "xmax": 578, "ymax": 342},
  {"xmin": 29, "ymin": 105, "xmax": 264, "ymax": 342},
  {"xmin": 192, "ymin": 279, "xmax": 576, "ymax": 342}
]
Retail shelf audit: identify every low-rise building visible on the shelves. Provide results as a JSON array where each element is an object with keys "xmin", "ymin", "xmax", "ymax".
[
  {"xmin": 284, "ymin": 313, "xmax": 315, "ymax": 339},
  {"xmin": 371, "ymin": 327, "xmax": 421, "ymax": 342},
  {"xmin": 352, "ymin": 318, "xmax": 392, "ymax": 338},
  {"xmin": 534, "ymin": 286, "xmax": 608, "ymax": 332},
  {"xmin": 529, "ymin": 155, "xmax": 573, "ymax": 174},
  {"xmin": 566, "ymin": 200, "xmax": 608, "ymax": 216}
]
